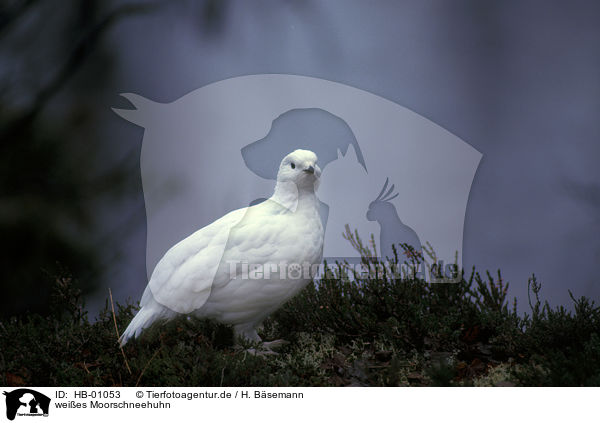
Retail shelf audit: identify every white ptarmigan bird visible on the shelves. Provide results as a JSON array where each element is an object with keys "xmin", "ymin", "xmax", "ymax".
[{"xmin": 120, "ymin": 149, "xmax": 323, "ymax": 347}]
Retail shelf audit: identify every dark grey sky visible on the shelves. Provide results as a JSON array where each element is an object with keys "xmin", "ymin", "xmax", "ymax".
[{"xmin": 100, "ymin": 0, "xmax": 600, "ymax": 314}]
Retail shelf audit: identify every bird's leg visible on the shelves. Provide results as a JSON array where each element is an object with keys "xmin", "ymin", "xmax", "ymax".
[
  {"xmin": 233, "ymin": 324, "xmax": 288, "ymax": 356},
  {"xmin": 233, "ymin": 324, "xmax": 262, "ymax": 343},
  {"xmin": 233, "ymin": 324, "xmax": 265, "ymax": 354},
  {"xmin": 261, "ymin": 339, "xmax": 289, "ymax": 350}
]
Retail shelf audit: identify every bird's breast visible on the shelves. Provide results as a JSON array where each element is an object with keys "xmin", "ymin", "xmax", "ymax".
[{"xmin": 200, "ymin": 205, "xmax": 324, "ymax": 325}]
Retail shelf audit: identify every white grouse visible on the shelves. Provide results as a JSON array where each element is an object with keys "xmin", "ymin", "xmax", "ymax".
[{"xmin": 120, "ymin": 149, "xmax": 323, "ymax": 346}]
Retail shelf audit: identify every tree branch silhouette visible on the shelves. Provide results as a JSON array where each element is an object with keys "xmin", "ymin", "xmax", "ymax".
[
  {"xmin": 2, "ymin": 1, "xmax": 164, "ymax": 137},
  {"xmin": 0, "ymin": 0, "xmax": 40, "ymax": 37}
]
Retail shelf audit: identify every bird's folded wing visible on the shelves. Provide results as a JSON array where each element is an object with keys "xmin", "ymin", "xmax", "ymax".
[
  {"xmin": 148, "ymin": 207, "xmax": 247, "ymax": 313},
  {"xmin": 211, "ymin": 208, "xmax": 306, "ymax": 286}
]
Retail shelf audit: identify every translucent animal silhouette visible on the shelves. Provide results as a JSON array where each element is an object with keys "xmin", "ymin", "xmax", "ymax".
[
  {"xmin": 366, "ymin": 178, "xmax": 423, "ymax": 260},
  {"xmin": 242, "ymin": 108, "xmax": 366, "ymax": 181},
  {"xmin": 242, "ymin": 108, "xmax": 367, "ymax": 229},
  {"xmin": 112, "ymin": 75, "xmax": 481, "ymax": 289},
  {"xmin": 318, "ymin": 145, "xmax": 379, "ymax": 261}
]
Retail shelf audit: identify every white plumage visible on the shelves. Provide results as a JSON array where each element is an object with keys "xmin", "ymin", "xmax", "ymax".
[{"xmin": 120, "ymin": 150, "xmax": 323, "ymax": 346}]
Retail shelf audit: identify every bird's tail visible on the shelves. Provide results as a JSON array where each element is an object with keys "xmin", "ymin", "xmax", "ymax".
[{"xmin": 119, "ymin": 287, "xmax": 176, "ymax": 346}]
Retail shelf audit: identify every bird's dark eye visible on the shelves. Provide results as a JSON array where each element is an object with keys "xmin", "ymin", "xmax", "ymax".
[{"xmin": 290, "ymin": 162, "xmax": 295, "ymax": 169}]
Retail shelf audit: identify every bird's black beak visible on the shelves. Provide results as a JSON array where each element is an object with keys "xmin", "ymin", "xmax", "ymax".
[{"xmin": 304, "ymin": 165, "xmax": 315, "ymax": 174}]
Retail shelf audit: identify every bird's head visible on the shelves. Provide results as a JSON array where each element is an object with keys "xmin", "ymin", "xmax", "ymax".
[
  {"xmin": 276, "ymin": 149, "xmax": 321, "ymax": 190},
  {"xmin": 366, "ymin": 178, "xmax": 399, "ymax": 222}
]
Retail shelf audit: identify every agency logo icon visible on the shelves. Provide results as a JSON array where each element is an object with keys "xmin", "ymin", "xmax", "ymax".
[{"xmin": 3, "ymin": 389, "xmax": 50, "ymax": 421}]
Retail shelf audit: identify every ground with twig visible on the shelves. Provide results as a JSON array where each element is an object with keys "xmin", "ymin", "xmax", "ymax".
[{"xmin": 1, "ymin": 239, "xmax": 599, "ymax": 387}]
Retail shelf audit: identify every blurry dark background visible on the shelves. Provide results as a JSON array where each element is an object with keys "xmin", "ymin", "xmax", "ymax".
[{"xmin": 1, "ymin": 0, "xmax": 598, "ymax": 318}]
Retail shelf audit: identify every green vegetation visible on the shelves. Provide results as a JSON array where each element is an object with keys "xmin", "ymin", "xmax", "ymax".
[{"xmin": 1, "ymin": 236, "xmax": 599, "ymax": 387}]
